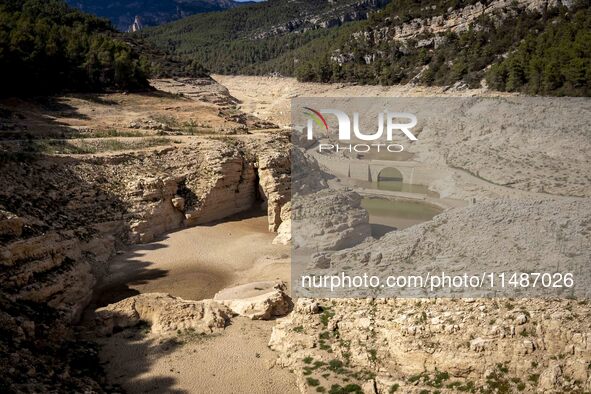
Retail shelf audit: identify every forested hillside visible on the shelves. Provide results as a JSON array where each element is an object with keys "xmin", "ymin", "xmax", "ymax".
[
  {"xmin": 0, "ymin": 0, "xmax": 149, "ymax": 95},
  {"xmin": 292, "ymin": 0, "xmax": 590, "ymax": 96},
  {"xmin": 140, "ymin": 0, "xmax": 389, "ymax": 74},
  {"xmin": 0, "ymin": 0, "xmax": 207, "ymax": 96},
  {"xmin": 143, "ymin": 0, "xmax": 591, "ymax": 96},
  {"xmin": 487, "ymin": 3, "xmax": 590, "ymax": 96}
]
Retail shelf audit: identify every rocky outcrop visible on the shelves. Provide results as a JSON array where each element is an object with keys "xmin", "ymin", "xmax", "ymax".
[
  {"xmin": 67, "ymin": 0, "xmax": 239, "ymax": 31},
  {"xmin": 273, "ymin": 201, "xmax": 291, "ymax": 245},
  {"xmin": 292, "ymin": 189, "xmax": 372, "ymax": 252},
  {"xmin": 184, "ymin": 150, "xmax": 258, "ymax": 226},
  {"xmin": 95, "ymin": 293, "xmax": 233, "ymax": 335},
  {"xmin": 150, "ymin": 77, "xmax": 238, "ymax": 105},
  {"xmin": 150, "ymin": 78, "xmax": 277, "ymax": 129},
  {"xmin": 95, "ymin": 283, "xmax": 292, "ymax": 335},
  {"xmin": 256, "ymin": 151, "xmax": 291, "ymax": 232},
  {"xmin": 213, "ymin": 281, "xmax": 292, "ymax": 320},
  {"xmin": 126, "ymin": 175, "xmax": 185, "ymax": 243},
  {"xmin": 253, "ymin": 0, "xmax": 389, "ymax": 39},
  {"xmin": 270, "ymin": 297, "xmax": 591, "ymax": 393},
  {"xmin": 347, "ymin": 0, "xmax": 572, "ymax": 50},
  {"xmin": 128, "ymin": 15, "xmax": 143, "ymax": 32}
]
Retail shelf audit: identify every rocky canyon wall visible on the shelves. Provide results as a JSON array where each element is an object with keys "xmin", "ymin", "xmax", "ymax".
[
  {"xmin": 0, "ymin": 138, "xmax": 290, "ymax": 324},
  {"xmin": 0, "ymin": 136, "xmax": 291, "ymax": 391}
]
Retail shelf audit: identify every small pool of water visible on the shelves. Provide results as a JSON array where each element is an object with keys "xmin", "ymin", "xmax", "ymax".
[{"xmin": 361, "ymin": 197, "xmax": 442, "ymax": 238}]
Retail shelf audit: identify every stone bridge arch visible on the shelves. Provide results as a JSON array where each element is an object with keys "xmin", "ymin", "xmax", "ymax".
[
  {"xmin": 377, "ymin": 167, "xmax": 404, "ymax": 183},
  {"xmin": 375, "ymin": 167, "xmax": 404, "ymax": 191}
]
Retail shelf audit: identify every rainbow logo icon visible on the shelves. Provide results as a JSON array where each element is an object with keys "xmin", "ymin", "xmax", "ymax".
[{"xmin": 303, "ymin": 107, "xmax": 328, "ymax": 131}]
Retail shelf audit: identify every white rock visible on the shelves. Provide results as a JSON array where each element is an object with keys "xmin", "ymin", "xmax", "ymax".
[{"xmin": 214, "ymin": 281, "xmax": 292, "ymax": 320}]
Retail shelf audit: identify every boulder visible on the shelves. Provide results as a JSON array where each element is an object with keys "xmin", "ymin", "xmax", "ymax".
[
  {"xmin": 214, "ymin": 281, "xmax": 292, "ymax": 320},
  {"xmin": 292, "ymin": 189, "xmax": 372, "ymax": 251},
  {"xmin": 95, "ymin": 293, "xmax": 232, "ymax": 336}
]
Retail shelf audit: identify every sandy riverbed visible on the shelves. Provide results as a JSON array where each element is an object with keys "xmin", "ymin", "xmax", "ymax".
[
  {"xmin": 212, "ymin": 74, "xmax": 502, "ymax": 127},
  {"xmin": 94, "ymin": 210, "xmax": 289, "ymax": 306},
  {"xmin": 98, "ymin": 317, "xmax": 299, "ymax": 394},
  {"xmin": 93, "ymin": 209, "xmax": 298, "ymax": 394}
]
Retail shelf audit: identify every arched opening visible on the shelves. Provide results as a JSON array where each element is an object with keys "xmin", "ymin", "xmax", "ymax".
[{"xmin": 377, "ymin": 167, "xmax": 404, "ymax": 192}]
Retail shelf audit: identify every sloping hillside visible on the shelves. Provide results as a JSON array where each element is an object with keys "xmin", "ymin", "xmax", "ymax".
[
  {"xmin": 0, "ymin": 0, "xmax": 149, "ymax": 95},
  {"xmin": 141, "ymin": 0, "xmax": 390, "ymax": 74},
  {"xmin": 143, "ymin": 0, "xmax": 591, "ymax": 96},
  {"xmin": 0, "ymin": 0, "xmax": 208, "ymax": 96}
]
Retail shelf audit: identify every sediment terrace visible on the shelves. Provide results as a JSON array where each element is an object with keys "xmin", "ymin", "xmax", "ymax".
[{"xmin": 1, "ymin": 76, "xmax": 590, "ymax": 394}]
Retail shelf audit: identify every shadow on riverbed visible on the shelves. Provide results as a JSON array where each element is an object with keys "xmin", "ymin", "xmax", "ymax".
[
  {"xmin": 198, "ymin": 206, "xmax": 268, "ymax": 227},
  {"xmin": 81, "ymin": 239, "xmax": 192, "ymax": 393},
  {"xmin": 94, "ymin": 323, "xmax": 190, "ymax": 394},
  {"xmin": 93, "ymin": 240, "xmax": 171, "ymax": 308}
]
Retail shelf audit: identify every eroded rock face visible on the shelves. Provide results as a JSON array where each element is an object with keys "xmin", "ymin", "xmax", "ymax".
[
  {"xmin": 252, "ymin": 0, "xmax": 389, "ymax": 39},
  {"xmin": 256, "ymin": 150, "xmax": 291, "ymax": 232},
  {"xmin": 127, "ymin": 175, "xmax": 185, "ymax": 243},
  {"xmin": 0, "ymin": 138, "xmax": 291, "ymax": 324},
  {"xmin": 213, "ymin": 281, "xmax": 292, "ymax": 320},
  {"xmin": 95, "ymin": 293, "xmax": 232, "ymax": 336},
  {"xmin": 292, "ymin": 189, "xmax": 372, "ymax": 252},
  {"xmin": 184, "ymin": 151, "xmax": 258, "ymax": 227},
  {"xmin": 347, "ymin": 0, "xmax": 573, "ymax": 54},
  {"xmin": 270, "ymin": 297, "xmax": 591, "ymax": 394},
  {"xmin": 273, "ymin": 201, "xmax": 291, "ymax": 245}
]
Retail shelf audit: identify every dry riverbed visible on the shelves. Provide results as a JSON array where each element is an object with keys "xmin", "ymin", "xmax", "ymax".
[{"xmin": 92, "ymin": 210, "xmax": 298, "ymax": 394}]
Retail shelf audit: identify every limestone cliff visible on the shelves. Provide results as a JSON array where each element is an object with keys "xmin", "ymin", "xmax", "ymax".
[{"xmin": 0, "ymin": 135, "xmax": 291, "ymax": 391}]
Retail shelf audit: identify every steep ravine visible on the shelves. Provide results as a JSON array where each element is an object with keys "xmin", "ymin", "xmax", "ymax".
[{"xmin": 0, "ymin": 136, "xmax": 290, "ymax": 392}]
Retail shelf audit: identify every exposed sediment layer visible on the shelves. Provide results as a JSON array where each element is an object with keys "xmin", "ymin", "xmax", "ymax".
[
  {"xmin": 271, "ymin": 296, "xmax": 591, "ymax": 393},
  {"xmin": 0, "ymin": 138, "xmax": 290, "ymax": 321},
  {"xmin": 271, "ymin": 196, "xmax": 591, "ymax": 392}
]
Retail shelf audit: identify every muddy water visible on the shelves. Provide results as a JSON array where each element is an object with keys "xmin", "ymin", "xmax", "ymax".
[{"xmin": 361, "ymin": 197, "xmax": 443, "ymax": 238}]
